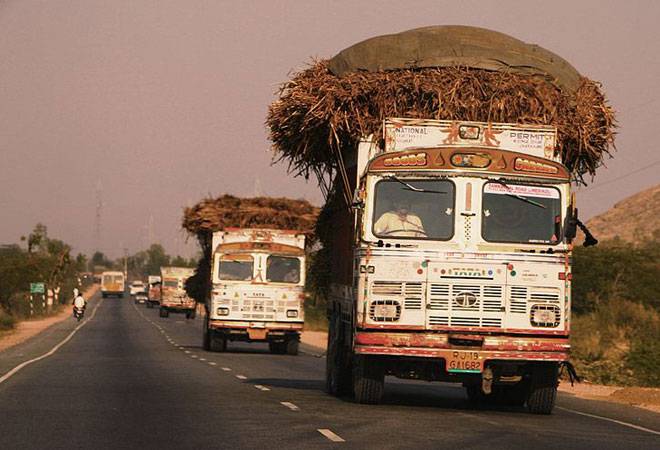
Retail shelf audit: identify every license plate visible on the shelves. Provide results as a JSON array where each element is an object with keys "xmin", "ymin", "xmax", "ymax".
[
  {"xmin": 247, "ymin": 328, "xmax": 268, "ymax": 340},
  {"xmin": 445, "ymin": 351, "xmax": 483, "ymax": 373}
]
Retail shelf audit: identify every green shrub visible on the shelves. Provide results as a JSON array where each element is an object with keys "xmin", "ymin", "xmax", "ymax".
[{"xmin": 0, "ymin": 308, "xmax": 15, "ymax": 331}]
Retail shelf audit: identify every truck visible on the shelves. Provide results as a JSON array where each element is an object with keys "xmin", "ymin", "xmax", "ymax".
[
  {"xmin": 325, "ymin": 118, "xmax": 581, "ymax": 414},
  {"xmin": 101, "ymin": 271, "xmax": 125, "ymax": 298},
  {"xmin": 203, "ymin": 228, "xmax": 305, "ymax": 355},
  {"xmin": 159, "ymin": 267, "xmax": 196, "ymax": 318},
  {"xmin": 146, "ymin": 275, "xmax": 161, "ymax": 309}
]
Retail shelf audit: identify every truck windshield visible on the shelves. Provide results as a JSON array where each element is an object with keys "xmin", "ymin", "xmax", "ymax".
[
  {"xmin": 163, "ymin": 279, "xmax": 178, "ymax": 288},
  {"xmin": 266, "ymin": 255, "xmax": 300, "ymax": 283},
  {"xmin": 482, "ymin": 182, "xmax": 561, "ymax": 244},
  {"xmin": 372, "ymin": 179, "xmax": 454, "ymax": 240},
  {"xmin": 218, "ymin": 254, "xmax": 254, "ymax": 281}
]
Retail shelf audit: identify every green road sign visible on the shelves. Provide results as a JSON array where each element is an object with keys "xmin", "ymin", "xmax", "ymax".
[{"xmin": 30, "ymin": 283, "xmax": 45, "ymax": 294}]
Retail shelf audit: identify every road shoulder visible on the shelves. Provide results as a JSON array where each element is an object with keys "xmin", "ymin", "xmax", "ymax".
[{"xmin": 0, "ymin": 285, "xmax": 99, "ymax": 353}]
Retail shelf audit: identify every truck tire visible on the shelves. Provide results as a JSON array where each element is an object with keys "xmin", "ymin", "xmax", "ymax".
[
  {"xmin": 159, "ymin": 307, "xmax": 169, "ymax": 318},
  {"xmin": 210, "ymin": 334, "xmax": 227, "ymax": 352},
  {"xmin": 146, "ymin": 301, "xmax": 153, "ymax": 309},
  {"xmin": 325, "ymin": 315, "xmax": 352, "ymax": 396},
  {"xmin": 187, "ymin": 309, "xmax": 196, "ymax": 319},
  {"xmin": 286, "ymin": 339, "xmax": 299, "ymax": 356},
  {"xmin": 527, "ymin": 363, "xmax": 559, "ymax": 414},
  {"xmin": 268, "ymin": 342, "xmax": 284, "ymax": 354},
  {"xmin": 353, "ymin": 356, "xmax": 385, "ymax": 405},
  {"xmin": 203, "ymin": 318, "xmax": 211, "ymax": 351}
]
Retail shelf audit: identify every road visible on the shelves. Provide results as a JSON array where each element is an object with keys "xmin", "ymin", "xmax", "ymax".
[{"xmin": 1, "ymin": 292, "xmax": 658, "ymax": 449}]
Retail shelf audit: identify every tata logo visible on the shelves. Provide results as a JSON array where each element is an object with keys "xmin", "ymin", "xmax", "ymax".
[{"xmin": 454, "ymin": 292, "xmax": 478, "ymax": 308}]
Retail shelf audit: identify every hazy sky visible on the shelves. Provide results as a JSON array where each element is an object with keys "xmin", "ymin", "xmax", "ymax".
[{"xmin": 1, "ymin": 0, "xmax": 658, "ymax": 258}]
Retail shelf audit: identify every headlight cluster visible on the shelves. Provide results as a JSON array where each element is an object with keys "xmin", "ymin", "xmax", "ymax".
[
  {"xmin": 286, "ymin": 310, "xmax": 298, "ymax": 318},
  {"xmin": 369, "ymin": 300, "xmax": 401, "ymax": 322},
  {"xmin": 530, "ymin": 304, "xmax": 560, "ymax": 328}
]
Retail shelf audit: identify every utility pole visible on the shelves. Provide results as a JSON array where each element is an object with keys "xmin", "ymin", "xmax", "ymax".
[
  {"xmin": 123, "ymin": 247, "xmax": 128, "ymax": 279},
  {"xmin": 94, "ymin": 180, "xmax": 103, "ymax": 253}
]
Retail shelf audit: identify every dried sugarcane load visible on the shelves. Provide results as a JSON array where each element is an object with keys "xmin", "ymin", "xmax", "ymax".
[
  {"xmin": 182, "ymin": 195, "xmax": 318, "ymax": 354},
  {"xmin": 267, "ymin": 26, "xmax": 612, "ymax": 413}
]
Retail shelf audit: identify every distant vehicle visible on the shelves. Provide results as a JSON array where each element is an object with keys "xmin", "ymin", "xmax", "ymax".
[
  {"xmin": 129, "ymin": 280, "xmax": 146, "ymax": 296},
  {"xmin": 134, "ymin": 292, "xmax": 148, "ymax": 305},
  {"xmin": 146, "ymin": 275, "xmax": 161, "ymax": 309},
  {"xmin": 204, "ymin": 228, "xmax": 305, "ymax": 355},
  {"xmin": 159, "ymin": 267, "xmax": 196, "ymax": 318},
  {"xmin": 101, "ymin": 271, "xmax": 125, "ymax": 298}
]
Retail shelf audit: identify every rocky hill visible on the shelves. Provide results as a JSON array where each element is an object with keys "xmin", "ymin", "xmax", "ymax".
[{"xmin": 584, "ymin": 183, "xmax": 660, "ymax": 244}]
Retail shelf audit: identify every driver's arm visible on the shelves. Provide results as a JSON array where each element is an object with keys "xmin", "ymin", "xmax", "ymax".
[{"xmin": 374, "ymin": 212, "xmax": 392, "ymax": 235}]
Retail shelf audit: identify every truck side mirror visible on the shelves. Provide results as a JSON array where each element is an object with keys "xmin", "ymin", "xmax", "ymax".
[
  {"xmin": 351, "ymin": 188, "xmax": 365, "ymax": 210},
  {"xmin": 564, "ymin": 206, "xmax": 578, "ymax": 241}
]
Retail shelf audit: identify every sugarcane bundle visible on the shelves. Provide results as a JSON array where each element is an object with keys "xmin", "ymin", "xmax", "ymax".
[{"xmin": 267, "ymin": 26, "xmax": 616, "ymax": 184}]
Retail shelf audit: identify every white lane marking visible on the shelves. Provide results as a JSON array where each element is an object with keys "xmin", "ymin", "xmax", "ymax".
[
  {"xmin": 235, "ymin": 375, "xmax": 247, "ymax": 380},
  {"xmin": 281, "ymin": 402, "xmax": 299, "ymax": 411},
  {"xmin": 199, "ymin": 358, "xmax": 207, "ymax": 361},
  {"xmin": 184, "ymin": 350, "xmax": 191, "ymax": 354},
  {"xmin": 221, "ymin": 367, "xmax": 231, "ymax": 371},
  {"xmin": 208, "ymin": 362, "xmax": 217, "ymax": 366},
  {"xmin": 0, "ymin": 297, "xmax": 105, "ymax": 385},
  {"xmin": 191, "ymin": 355, "xmax": 198, "ymax": 359},
  {"xmin": 318, "ymin": 429, "xmax": 345, "ymax": 442},
  {"xmin": 254, "ymin": 384, "xmax": 270, "ymax": 391},
  {"xmin": 556, "ymin": 406, "xmax": 660, "ymax": 436}
]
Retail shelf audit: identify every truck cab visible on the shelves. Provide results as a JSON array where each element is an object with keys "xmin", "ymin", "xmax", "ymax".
[
  {"xmin": 204, "ymin": 228, "xmax": 305, "ymax": 355},
  {"xmin": 159, "ymin": 267, "xmax": 196, "ymax": 318},
  {"xmin": 326, "ymin": 118, "xmax": 575, "ymax": 414}
]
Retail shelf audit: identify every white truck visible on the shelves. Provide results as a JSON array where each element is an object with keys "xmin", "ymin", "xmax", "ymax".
[
  {"xmin": 325, "ymin": 118, "xmax": 582, "ymax": 414},
  {"xmin": 101, "ymin": 271, "xmax": 125, "ymax": 298},
  {"xmin": 203, "ymin": 228, "xmax": 305, "ymax": 355},
  {"xmin": 146, "ymin": 275, "xmax": 161, "ymax": 308},
  {"xmin": 159, "ymin": 267, "xmax": 196, "ymax": 318}
]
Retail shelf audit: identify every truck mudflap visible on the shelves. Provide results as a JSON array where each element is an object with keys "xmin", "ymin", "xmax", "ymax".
[{"xmin": 354, "ymin": 331, "xmax": 569, "ymax": 371}]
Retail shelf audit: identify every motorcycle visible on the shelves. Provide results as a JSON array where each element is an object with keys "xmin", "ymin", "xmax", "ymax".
[{"xmin": 73, "ymin": 305, "xmax": 85, "ymax": 322}]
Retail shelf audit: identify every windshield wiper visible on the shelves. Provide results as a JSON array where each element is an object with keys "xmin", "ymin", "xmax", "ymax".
[
  {"xmin": 492, "ymin": 180, "xmax": 546, "ymax": 209},
  {"xmin": 386, "ymin": 176, "xmax": 447, "ymax": 194}
]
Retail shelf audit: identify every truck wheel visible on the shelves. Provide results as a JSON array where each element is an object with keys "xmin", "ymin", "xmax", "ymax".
[
  {"xmin": 188, "ymin": 309, "xmax": 196, "ymax": 319},
  {"xmin": 353, "ymin": 356, "xmax": 385, "ymax": 405},
  {"xmin": 146, "ymin": 301, "xmax": 153, "ymax": 309},
  {"xmin": 210, "ymin": 334, "xmax": 227, "ymax": 352},
  {"xmin": 325, "ymin": 315, "xmax": 352, "ymax": 396},
  {"xmin": 527, "ymin": 363, "xmax": 559, "ymax": 414},
  {"xmin": 102, "ymin": 293, "xmax": 107, "ymax": 299},
  {"xmin": 286, "ymin": 339, "xmax": 299, "ymax": 356},
  {"xmin": 203, "ymin": 318, "xmax": 211, "ymax": 351},
  {"xmin": 159, "ymin": 307, "xmax": 169, "ymax": 318}
]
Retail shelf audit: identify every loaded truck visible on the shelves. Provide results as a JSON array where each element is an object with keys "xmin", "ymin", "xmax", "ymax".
[
  {"xmin": 203, "ymin": 228, "xmax": 305, "ymax": 355},
  {"xmin": 159, "ymin": 267, "xmax": 196, "ymax": 318},
  {"xmin": 101, "ymin": 271, "xmax": 125, "ymax": 298},
  {"xmin": 146, "ymin": 275, "xmax": 161, "ymax": 308},
  {"xmin": 325, "ymin": 118, "xmax": 582, "ymax": 414}
]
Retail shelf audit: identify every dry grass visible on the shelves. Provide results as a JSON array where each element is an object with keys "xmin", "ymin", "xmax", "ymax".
[{"xmin": 267, "ymin": 60, "xmax": 616, "ymax": 184}]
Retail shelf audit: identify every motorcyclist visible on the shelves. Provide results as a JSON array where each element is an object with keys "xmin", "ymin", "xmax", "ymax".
[{"xmin": 73, "ymin": 290, "xmax": 86, "ymax": 318}]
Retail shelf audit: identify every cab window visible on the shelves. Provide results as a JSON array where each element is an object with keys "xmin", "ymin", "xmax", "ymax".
[
  {"xmin": 218, "ymin": 254, "xmax": 254, "ymax": 281},
  {"xmin": 266, "ymin": 256, "xmax": 301, "ymax": 283}
]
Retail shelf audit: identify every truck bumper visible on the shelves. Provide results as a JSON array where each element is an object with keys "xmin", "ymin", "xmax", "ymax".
[
  {"xmin": 354, "ymin": 331, "xmax": 569, "ymax": 362},
  {"xmin": 208, "ymin": 319, "xmax": 303, "ymax": 342},
  {"xmin": 161, "ymin": 303, "xmax": 195, "ymax": 311}
]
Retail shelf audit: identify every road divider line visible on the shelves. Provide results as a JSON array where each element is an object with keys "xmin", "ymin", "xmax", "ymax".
[
  {"xmin": 318, "ymin": 429, "xmax": 345, "ymax": 442},
  {"xmin": 191, "ymin": 355, "xmax": 198, "ymax": 359},
  {"xmin": 221, "ymin": 367, "xmax": 231, "ymax": 371},
  {"xmin": 556, "ymin": 406, "xmax": 660, "ymax": 436},
  {"xmin": 208, "ymin": 362, "xmax": 217, "ymax": 366},
  {"xmin": 235, "ymin": 375, "xmax": 247, "ymax": 380},
  {"xmin": 199, "ymin": 358, "xmax": 206, "ymax": 361},
  {"xmin": 0, "ymin": 297, "xmax": 105, "ymax": 385},
  {"xmin": 281, "ymin": 402, "xmax": 299, "ymax": 411},
  {"xmin": 184, "ymin": 350, "xmax": 191, "ymax": 354},
  {"xmin": 254, "ymin": 385, "xmax": 270, "ymax": 391}
]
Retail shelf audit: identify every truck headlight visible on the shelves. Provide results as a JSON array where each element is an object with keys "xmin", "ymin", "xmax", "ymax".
[
  {"xmin": 286, "ymin": 310, "xmax": 298, "ymax": 318},
  {"xmin": 530, "ymin": 304, "xmax": 560, "ymax": 327},
  {"xmin": 369, "ymin": 300, "xmax": 401, "ymax": 322},
  {"xmin": 217, "ymin": 307, "xmax": 229, "ymax": 316}
]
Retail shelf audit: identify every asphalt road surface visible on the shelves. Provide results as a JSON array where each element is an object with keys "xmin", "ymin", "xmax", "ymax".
[{"xmin": 1, "ymin": 292, "xmax": 658, "ymax": 449}]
